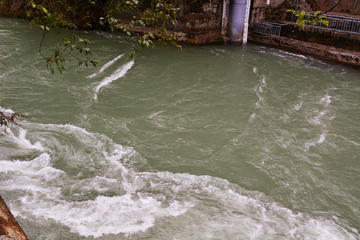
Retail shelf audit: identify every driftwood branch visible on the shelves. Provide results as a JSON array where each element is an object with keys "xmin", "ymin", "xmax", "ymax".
[{"xmin": 0, "ymin": 110, "xmax": 30, "ymax": 129}]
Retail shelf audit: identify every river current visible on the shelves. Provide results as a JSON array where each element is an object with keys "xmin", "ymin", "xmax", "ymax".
[{"xmin": 1, "ymin": 17, "xmax": 360, "ymax": 239}]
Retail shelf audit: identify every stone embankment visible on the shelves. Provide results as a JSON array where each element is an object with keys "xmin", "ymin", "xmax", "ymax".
[
  {"xmin": 248, "ymin": 0, "xmax": 360, "ymax": 67},
  {"xmin": 0, "ymin": 196, "xmax": 28, "ymax": 240},
  {"xmin": 248, "ymin": 33, "xmax": 360, "ymax": 66}
]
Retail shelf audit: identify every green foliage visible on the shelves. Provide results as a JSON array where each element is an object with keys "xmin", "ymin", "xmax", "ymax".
[
  {"xmin": 287, "ymin": 10, "xmax": 329, "ymax": 29},
  {"xmin": 21, "ymin": 0, "xmax": 182, "ymax": 74},
  {"xmin": 100, "ymin": 0, "xmax": 182, "ymax": 50}
]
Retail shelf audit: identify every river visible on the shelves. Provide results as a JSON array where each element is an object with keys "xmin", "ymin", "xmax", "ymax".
[{"xmin": 1, "ymin": 17, "xmax": 360, "ymax": 240}]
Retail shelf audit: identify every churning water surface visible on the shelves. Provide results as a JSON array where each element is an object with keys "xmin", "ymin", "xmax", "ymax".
[{"xmin": 1, "ymin": 17, "xmax": 360, "ymax": 240}]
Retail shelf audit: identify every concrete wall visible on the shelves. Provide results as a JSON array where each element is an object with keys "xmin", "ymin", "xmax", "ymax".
[
  {"xmin": 280, "ymin": 24, "xmax": 360, "ymax": 51},
  {"xmin": 174, "ymin": 0, "xmax": 224, "ymax": 44},
  {"xmin": 249, "ymin": 33, "xmax": 360, "ymax": 66},
  {"xmin": 250, "ymin": 0, "xmax": 360, "ymax": 23}
]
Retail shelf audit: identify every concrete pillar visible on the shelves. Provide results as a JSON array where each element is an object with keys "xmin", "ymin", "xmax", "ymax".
[{"xmin": 229, "ymin": 0, "xmax": 247, "ymax": 43}]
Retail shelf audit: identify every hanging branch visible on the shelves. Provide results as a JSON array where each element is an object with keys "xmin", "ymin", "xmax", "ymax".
[
  {"xmin": 16, "ymin": 0, "xmax": 181, "ymax": 74},
  {"xmin": 0, "ymin": 49, "xmax": 8, "ymax": 69},
  {"xmin": 322, "ymin": 0, "xmax": 343, "ymax": 14},
  {"xmin": 0, "ymin": 58, "xmax": 8, "ymax": 69},
  {"xmin": 288, "ymin": 0, "xmax": 344, "ymax": 29}
]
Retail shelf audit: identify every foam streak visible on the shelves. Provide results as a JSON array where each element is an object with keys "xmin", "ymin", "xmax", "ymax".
[
  {"xmin": 94, "ymin": 60, "xmax": 134, "ymax": 99},
  {"xmin": 86, "ymin": 54, "xmax": 124, "ymax": 78}
]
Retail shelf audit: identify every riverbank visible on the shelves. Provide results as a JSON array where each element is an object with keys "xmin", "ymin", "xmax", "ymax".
[{"xmin": 248, "ymin": 32, "xmax": 360, "ymax": 67}]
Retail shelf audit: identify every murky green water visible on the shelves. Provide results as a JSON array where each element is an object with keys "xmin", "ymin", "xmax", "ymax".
[{"xmin": 1, "ymin": 17, "xmax": 360, "ymax": 239}]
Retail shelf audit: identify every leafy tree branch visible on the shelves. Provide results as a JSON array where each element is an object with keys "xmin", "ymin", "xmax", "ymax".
[
  {"xmin": 287, "ymin": 10, "xmax": 329, "ymax": 29},
  {"xmin": 287, "ymin": 0, "xmax": 344, "ymax": 29},
  {"xmin": 12, "ymin": 0, "xmax": 182, "ymax": 74}
]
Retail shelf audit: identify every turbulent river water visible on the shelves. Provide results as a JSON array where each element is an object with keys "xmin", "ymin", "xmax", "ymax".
[{"xmin": 1, "ymin": 17, "xmax": 360, "ymax": 240}]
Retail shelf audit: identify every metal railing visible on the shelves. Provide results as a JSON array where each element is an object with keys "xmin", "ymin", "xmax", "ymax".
[
  {"xmin": 252, "ymin": 20, "xmax": 285, "ymax": 37},
  {"xmin": 291, "ymin": 12, "xmax": 360, "ymax": 34}
]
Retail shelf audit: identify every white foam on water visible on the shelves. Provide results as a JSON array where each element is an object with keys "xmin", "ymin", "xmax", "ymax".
[
  {"xmin": 261, "ymin": 77, "xmax": 266, "ymax": 87},
  {"xmin": 279, "ymin": 50, "xmax": 309, "ymax": 60},
  {"xmin": 7, "ymin": 128, "xmax": 44, "ymax": 151},
  {"xmin": 7, "ymin": 158, "xmax": 359, "ymax": 239},
  {"xmin": 0, "ymin": 106, "xmax": 14, "ymax": 114},
  {"xmin": 254, "ymin": 77, "xmax": 267, "ymax": 108},
  {"xmin": 86, "ymin": 54, "xmax": 124, "ymax": 78},
  {"xmin": 320, "ymin": 95, "xmax": 331, "ymax": 106},
  {"xmin": 149, "ymin": 111, "xmax": 164, "ymax": 119},
  {"xmin": 0, "ymin": 109, "xmax": 42, "ymax": 152},
  {"xmin": 210, "ymin": 51, "xmax": 220, "ymax": 56},
  {"xmin": 307, "ymin": 110, "xmax": 325, "ymax": 125},
  {"xmin": 304, "ymin": 129, "xmax": 329, "ymax": 151},
  {"xmin": 93, "ymin": 60, "xmax": 134, "ymax": 100},
  {"xmin": 0, "ymin": 122, "xmax": 358, "ymax": 239},
  {"xmin": 67, "ymin": 176, "xmax": 120, "ymax": 194},
  {"xmin": 249, "ymin": 113, "xmax": 256, "ymax": 123},
  {"xmin": 0, "ymin": 52, "xmax": 11, "ymax": 59},
  {"xmin": 19, "ymin": 193, "xmax": 192, "ymax": 238},
  {"xmin": 293, "ymin": 101, "xmax": 303, "ymax": 111},
  {"xmin": 339, "ymin": 135, "xmax": 360, "ymax": 146},
  {"xmin": 0, "ymin": 153, "xmax": 52, "ymax": 174},
  {"xmin": 139, "ymin": 172, "xmax": 357, "ymax": 240},
  {"xmin": 317, "ymin": 132, "xmax": 327, "ymax": 144}
]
